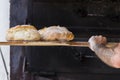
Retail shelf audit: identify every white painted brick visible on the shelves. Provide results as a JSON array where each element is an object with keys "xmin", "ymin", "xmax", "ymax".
[{"xmin": 0, "ymin": 0, "xmax": 10, "ymax": 80}]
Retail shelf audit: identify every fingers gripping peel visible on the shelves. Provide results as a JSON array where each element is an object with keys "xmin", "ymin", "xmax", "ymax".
[{"xmin": 88, "ymin": 35, "xmax": 107, "ymax": 51}]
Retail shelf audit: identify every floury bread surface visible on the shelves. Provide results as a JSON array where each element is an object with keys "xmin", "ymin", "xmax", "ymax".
[
  {"xmin": 38, "ymin": 26, "xmax": 74, "ymax": 41},
  {"xmin": 6, "ymin": 25, "xmax": 41, "ymax": 41}
]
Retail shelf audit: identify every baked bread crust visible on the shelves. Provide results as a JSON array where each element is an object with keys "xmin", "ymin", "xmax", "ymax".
[
  {"xmin": 6, "ymin": 25, "xmax": 40, "ymax": 41},
  {"xmin": 38, "ymin": 26, "xmax": 74, "ymax": 41}
]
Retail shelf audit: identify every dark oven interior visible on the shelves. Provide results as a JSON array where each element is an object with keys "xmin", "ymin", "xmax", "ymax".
[{"xmin": 25, "ymin": 0, "xmax": 120, "ymax": 79}]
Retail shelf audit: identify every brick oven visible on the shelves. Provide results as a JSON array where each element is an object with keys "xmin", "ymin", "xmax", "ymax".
[{"xmin": 10, "ymin": 0, "xmax": 120, "ymax": 80}]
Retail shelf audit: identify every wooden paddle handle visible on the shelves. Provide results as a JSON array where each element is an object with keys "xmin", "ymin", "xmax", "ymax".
[{"xmin": 69, "ymin": 42, "xmax": 118, "ymax": 47}]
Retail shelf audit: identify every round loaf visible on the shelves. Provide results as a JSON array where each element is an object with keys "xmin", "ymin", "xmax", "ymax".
[
  {"xmin": 38, "ymin": 26, "xmax": 74, "ymax": 41},
  {"xmin": 6, "ymin": 25, "xmax": 41, "ymax": 41}
]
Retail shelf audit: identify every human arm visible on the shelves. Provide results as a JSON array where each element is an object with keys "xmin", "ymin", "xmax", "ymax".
[{"xmin": 88, "ymin": 35, "xmax": 120, "ymax": 68}]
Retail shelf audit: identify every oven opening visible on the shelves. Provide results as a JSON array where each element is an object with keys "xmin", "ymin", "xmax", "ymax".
[{"xmin": 24, "ymin": 0, "xmax": 120, "ymax": 79}]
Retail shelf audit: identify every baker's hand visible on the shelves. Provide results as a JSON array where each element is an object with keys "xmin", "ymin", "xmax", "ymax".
[{"xmin": 88, "ymin": 35, "xmax": 107, "ymax": 51}]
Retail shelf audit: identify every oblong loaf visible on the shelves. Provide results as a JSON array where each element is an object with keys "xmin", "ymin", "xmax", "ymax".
[{"xmin": 38, "ymin": 26, "xmax": 74, "ymax": 41}]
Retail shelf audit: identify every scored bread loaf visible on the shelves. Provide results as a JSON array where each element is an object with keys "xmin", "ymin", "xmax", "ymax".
[
  {"xmin": 6, "ymin": 25, "xmax": 41, "ymax": 41},
  {"xmin": 38, "ymin": 25, "xmax": 74, "ymax": 41}
]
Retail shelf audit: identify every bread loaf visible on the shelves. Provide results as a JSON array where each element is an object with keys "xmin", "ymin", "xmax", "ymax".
[
  {"xmin": 6, "ymin": 25, "xmax": 40, "ymax": 41},
  {"xmin": 38, "ymin": 26, "xmax": 74, "ymax": 41}
]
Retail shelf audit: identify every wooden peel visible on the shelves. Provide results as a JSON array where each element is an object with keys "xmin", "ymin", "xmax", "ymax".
[{"xmin": 0, "ymin": 41, "xmax": 118, "ymax": 47}]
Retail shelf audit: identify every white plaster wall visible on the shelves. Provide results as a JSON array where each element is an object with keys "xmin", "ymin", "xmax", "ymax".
[{"xmin": 0, "ymin": 0, "xmax": 10, "ymax": 80}]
